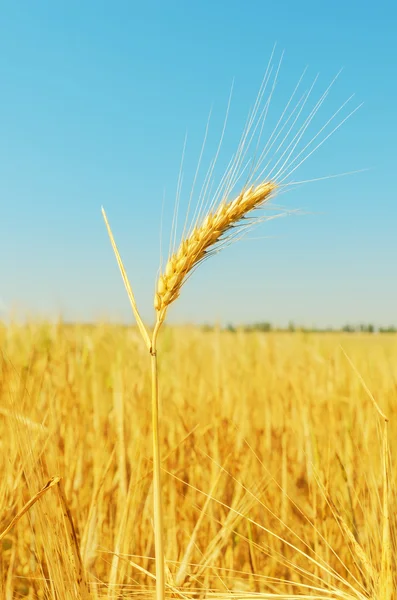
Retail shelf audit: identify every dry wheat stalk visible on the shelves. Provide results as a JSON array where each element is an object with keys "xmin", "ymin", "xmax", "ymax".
[
  {"xmin": 154, "ymin": 181, "xmax": 277, "ymax": 321},
  {"xmin": 103, "ymin": 53, "xmax": 361, "ymax": 600}
]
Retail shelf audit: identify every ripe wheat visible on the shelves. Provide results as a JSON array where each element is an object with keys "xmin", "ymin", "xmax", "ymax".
[
  {"xmin": 101, "ymin": 53, "xmax": 365, "ymax": 600},
  {"xmin": 154, "ymin": 181, "xmax": 277, "ymax": 320}
]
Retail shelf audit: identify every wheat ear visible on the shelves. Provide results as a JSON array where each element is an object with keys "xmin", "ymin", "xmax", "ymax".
[{"xmin": 154, "ymin": 180, "xmax": 277, "ymax": 322}]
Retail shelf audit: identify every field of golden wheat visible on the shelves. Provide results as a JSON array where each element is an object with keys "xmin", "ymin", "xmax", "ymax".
[{"xmin": 0, "ymin": 322, "xmax": 395, "ymax": 599}]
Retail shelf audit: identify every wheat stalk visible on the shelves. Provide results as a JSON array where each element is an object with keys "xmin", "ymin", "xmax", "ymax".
[
  {"xmin": 103, "ymin": 53, "xmax": 359, "ymax": 600},
  {"xmin": 149, "ymin": 185, "xmax": 282, "ymax": 589}
]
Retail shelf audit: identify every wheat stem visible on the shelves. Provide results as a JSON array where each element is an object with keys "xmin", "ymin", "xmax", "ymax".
[
  {"xmin": 150, "ymin": 331, "xmax": 166, "ymax": 600},
  {"xmin": 103, "ymin": 209, "xmax": 166, "ymax": 600}
]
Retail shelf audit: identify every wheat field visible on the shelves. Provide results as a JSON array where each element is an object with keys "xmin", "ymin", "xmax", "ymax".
[{"xmin": 0, "ymin": 321, "xmax": 395, "ymax": 599}]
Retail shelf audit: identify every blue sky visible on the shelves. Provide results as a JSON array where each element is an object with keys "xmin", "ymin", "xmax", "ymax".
[{"xmin": 1, "ymin": 1, "xmax": 396, "ymax": 328}]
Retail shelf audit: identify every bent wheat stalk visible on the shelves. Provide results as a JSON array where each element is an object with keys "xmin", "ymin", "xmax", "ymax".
[
  {"xmin": 102, "ymin": 182, "xmax": 277, "ymax": 600},
  {"xmin": 103, "ymin": 54, "xmax": 358, "ymax": 600}
]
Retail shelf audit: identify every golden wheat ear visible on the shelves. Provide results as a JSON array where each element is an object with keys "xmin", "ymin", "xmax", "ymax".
[{"xmin": 154, "ymin": 181, "xmax": 277, "ymax": 323}]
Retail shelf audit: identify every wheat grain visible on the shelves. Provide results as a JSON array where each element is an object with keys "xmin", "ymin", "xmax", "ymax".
[{"xmin": 154, "ymin": 181, "xmax": 277, "ymax": 320}]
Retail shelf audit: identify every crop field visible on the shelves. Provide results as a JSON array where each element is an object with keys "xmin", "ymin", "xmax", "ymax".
[{"xmin": 0, "ymin": 322, "xmax": 396, "ymax": 598}]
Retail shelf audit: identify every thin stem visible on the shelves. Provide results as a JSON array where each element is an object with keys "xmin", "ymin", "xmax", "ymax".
[
  {"xmin": 151, "ymin": 323, "xmax": 165, "ymax": 600},
  {"xmin": 102, "ymin": 207, "xmax": 166, "ymax": 599}
]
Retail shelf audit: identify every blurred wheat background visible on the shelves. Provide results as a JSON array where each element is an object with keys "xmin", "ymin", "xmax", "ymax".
[{"xmin": 1, "ymin": 322, "xmax": 395, "ymax": 598}]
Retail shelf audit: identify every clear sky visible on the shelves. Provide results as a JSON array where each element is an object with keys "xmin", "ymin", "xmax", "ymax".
[{"xmin": 1, "ymin": 1, "xmax": 396, "ymax": 328}]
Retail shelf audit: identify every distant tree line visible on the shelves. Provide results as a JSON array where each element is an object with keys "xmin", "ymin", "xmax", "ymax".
[{"xmin": 201, "ymin": 322, "xmax": 397, "ymax": 334}]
